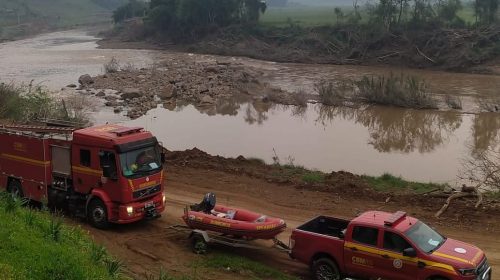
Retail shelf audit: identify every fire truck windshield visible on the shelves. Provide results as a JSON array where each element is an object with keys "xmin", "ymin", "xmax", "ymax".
[
  {"xmin": 405, "ymin": 221, "xmax": 445, "ymax": 253},
  {"xmin": 119, "ymin": 145, "xmax": 162, "ymax": 178}
]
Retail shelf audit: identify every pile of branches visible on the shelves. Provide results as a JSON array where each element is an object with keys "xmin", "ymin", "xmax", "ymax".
[
  {"xmin": 435, "ymin": 147, "xmax": 500, "ymax": 218},
  {"xmin": 410, "ymin": 25, "xmax": 500, "ymax": 70}
]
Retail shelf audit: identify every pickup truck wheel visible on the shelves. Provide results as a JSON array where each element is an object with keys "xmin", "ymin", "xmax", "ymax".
[
  {"xmin": 313, "ymin": 258, "xmax": 341, "ymax": 280},
  {"xmin": 87, "ymin": 199, "xmax": 110, "ymax": 229},
  {"xmin": 8, "ymin": 180, "xmax": 24, "ymax": 201}
]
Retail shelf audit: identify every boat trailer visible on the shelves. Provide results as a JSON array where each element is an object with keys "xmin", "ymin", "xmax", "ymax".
[{"xmin": 167, "ymin": 225, "xmax": 291, "ymax": 255}]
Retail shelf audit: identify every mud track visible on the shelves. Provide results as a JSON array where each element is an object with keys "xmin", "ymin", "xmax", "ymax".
[{"xmin": 84, "ymin": 157, "xmax": 500, "ymax": 279}]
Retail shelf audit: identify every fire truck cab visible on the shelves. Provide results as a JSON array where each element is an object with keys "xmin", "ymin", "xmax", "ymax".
[{"xmin": 0, "ymin": 124, "xmax": 166, "ymax": 228}]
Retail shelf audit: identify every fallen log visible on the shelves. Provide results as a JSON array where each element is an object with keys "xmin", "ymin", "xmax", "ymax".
[{"xmin": 435, "ymin": 192, "xmax": 476, "ymax": 218}]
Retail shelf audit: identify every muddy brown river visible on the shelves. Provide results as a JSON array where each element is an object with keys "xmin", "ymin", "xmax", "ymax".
[{"xmin": 1, "ymin": 30, "xmax": 499, "ymax": 184}]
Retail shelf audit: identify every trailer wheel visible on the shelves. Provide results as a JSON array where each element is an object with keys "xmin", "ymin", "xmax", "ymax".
[
  {"xmin": 191, "ymin": 234, "xmax": 208, "ymax": 254},
  {"xmin": 8, "ymin": 180, "xmax": 24, "ymax": 201},
  {"xmin": 312, "ymin": 258, "xmax": 340, "ymax": 280},
  {"xmin": 87, "ymin": 199, "xmax": 110, "ymax": 229}
]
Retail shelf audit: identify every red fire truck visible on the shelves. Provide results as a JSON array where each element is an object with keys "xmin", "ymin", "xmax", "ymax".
[{"xmin": 0, "ymin": 124, "xmax": 166, "ymax": 228}]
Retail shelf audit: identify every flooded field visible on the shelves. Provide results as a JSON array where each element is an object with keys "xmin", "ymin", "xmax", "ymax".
[{"xmin": 1, "ymin": 30, "xmax": 499, "ymax": 183}]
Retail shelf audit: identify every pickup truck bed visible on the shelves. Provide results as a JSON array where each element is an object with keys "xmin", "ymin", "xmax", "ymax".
[{"xmin": 296, "ymin": 216, "xmax": 349, "ymax": 238}]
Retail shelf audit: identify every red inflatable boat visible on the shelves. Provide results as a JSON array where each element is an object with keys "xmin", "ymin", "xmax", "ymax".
[{"xmin": 183, "ymin": 204, "xmax": 287, "ymax": 240}]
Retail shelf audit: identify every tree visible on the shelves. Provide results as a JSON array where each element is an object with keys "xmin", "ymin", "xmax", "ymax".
[
  {"xmin": 146, "ymin": 0, "xmax": 268, "ymax": 39},
  {"xmin": 113, "ymin": 0, "xmax": 147, "ymax": 23},
  {"xmin": 241, "ymin": 0, "xmax": 267, "ymax": 23},
  {"xmin": 334, "ymin": 7, "xmax": 344, "ymax": 24},
  {"xmin": 461, "ymin": 147, "xmax": 500, "ymax": 192},
  {"xmin": 474, "ymin": 0, "xmax": 499, "ymax": 25},
  {"xmin": 369, "ymin": 0, "xmax": 399, "ymax": 30},
  {"xmin": 437, "ymin": 0, "xmax": 465, "ymax": 26}
]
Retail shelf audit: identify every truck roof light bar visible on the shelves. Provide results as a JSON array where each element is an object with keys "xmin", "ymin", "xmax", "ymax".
[
  {"xmin": 112, "ymin": 127, "xmax": 143, "ymax": 137},
  {"xmin": 384, "ymin": 211, "xmax": 407, "ymax": 226}
]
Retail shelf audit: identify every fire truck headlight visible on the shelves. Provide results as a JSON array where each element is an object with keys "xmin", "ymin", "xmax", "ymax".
[
  {"xmin": 126, "ymin": 206, "xmax": 133, "ymax": 216},
  {"xmin": 162, "ymin": 194, "xmax": 166, "ymax": 204}
]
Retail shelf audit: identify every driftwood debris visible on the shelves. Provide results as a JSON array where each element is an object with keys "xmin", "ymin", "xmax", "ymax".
[
  {"xmin": 435, "ymin": 183, "xmax": 486, "ymax": 218},
  {"xmin": 434, "ymin": 191, "xmax": 476, "ymax": 218}
]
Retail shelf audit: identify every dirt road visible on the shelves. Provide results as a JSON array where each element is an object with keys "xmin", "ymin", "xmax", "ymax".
[{"xmin": 86, "ymin": 165, "xmax": 499, "ymax": 279}]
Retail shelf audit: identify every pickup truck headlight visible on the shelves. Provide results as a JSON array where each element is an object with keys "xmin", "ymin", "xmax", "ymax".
[
  {"xmin": 458, "ymin": 268, "xmax": 476, "ymax": 276},
  {"xmin": 126, "ymin": 206, "xmax": 134, "ymax": 216}
]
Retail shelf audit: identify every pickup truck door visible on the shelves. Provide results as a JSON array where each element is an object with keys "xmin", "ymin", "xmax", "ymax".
[
  {"xmin": 378, "ymin": 230, "xmax": 418, "ymax": 280},
  {"xmin": 344, "ymin": 225, "xmax": 383, "ymax": 279}
]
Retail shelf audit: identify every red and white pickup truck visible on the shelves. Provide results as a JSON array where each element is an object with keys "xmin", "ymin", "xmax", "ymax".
[{"xmin": 290, "ymin": 211, "xmax": 491, "ymax": 280}]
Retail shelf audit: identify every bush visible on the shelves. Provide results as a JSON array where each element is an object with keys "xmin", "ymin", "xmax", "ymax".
[
  {"xmin": 302, "ymin": 172, "xmax": 325, "ymax": 184},
  {"xmin": 314, "ymin": 80, "xmax": 350, "ymax": 106},
  {"xmin": 104, "ymin": 57, "xmax": 120, "ymax": 73},
  {"xmin": 0, "ymin": 81, "xmax": 90, "ymax": 125},
  {"xmin": 355, "ymin": 74, "xmax": 438, "ymax": 109},
  {"xmin": 292, "ymin": 88, "xmax": 308, "ymax": 107}
]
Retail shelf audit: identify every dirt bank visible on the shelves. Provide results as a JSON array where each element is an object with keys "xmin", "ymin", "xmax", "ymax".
[
  {"xmin": 98, "ymin": 22, "xmax": 500, "ymax": 75},
  {"xmin": 85, "ymin": 148, "xmax": 500, "ymax": 279}
]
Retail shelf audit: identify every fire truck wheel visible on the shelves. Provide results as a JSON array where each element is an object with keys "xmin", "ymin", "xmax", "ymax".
[
  {"xmin": 88, "ymin": 199, "xmax": 110, "ymax": 229},
  {"xmin": 313, "ymin": 258, "xmax": 340, "ymax": 280},
  {"xmin": 8, "ymin": 180, "xmax": 24, "ymax": 201}
]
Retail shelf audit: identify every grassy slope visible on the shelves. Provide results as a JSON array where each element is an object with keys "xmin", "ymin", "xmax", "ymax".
[
  {"xmin": 0, "ymin": 0, "xmax": 121, "ymax": 26},
  {"xmin": 0, "ymin": 0, "xmax": 126, "ymax": 39},
  {"xmin": 362, "ymin": 173, "xmax": 446, "ymax": 194},
  {"xmin": 0, "ymin": 194, "xmax": 117, "ymax": 280}
]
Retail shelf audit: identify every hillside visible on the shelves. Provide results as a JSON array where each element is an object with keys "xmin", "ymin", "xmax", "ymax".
[
  {"xmin": 0, "ymin": 0, "xmax": 126, "ymax": 40},
  {"xmin": 0, "ymin": 193, "xmax": 118, "ymax": 279}
]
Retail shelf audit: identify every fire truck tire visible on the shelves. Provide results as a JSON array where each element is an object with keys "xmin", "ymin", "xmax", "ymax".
[
  {"xmin": 8, "ymin": 180, "xmax": 24, "ymax": 200},
  {"xmin": 312, "ymin": 258, "xmax": 341, "ymax": 280},
  {"xmin": 87, "ymin": 199, "xmax": 110, "ymax": 229}
]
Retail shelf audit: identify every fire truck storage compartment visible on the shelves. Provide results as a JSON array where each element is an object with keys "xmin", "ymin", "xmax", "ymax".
[
  {"xmin": 51, "ymin": 145, "xmax": 71, "ymax": 177},
  {"xmin": 0, "ymin": 132, "xmax": 51, "ymax": 201}
]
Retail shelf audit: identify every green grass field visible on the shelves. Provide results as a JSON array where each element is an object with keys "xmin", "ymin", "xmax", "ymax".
[
  {"xmin": 261, "ymin": 7, "xmax": 344, "ymax": 26},
  {"xmin": 0, "ymin": 193, "xmax": 119, "ymax": 280},
  {"xmin": 261, "ymin": 5, "xmax": 478, "ymax": 27}
]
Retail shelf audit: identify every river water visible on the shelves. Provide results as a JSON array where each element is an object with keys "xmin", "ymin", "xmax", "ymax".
[{"xmin": 1, "ymin": 30, "xmax": 499, "ymax": 184}]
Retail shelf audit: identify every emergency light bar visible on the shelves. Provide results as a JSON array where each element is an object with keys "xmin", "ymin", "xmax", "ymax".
[
  {"xmin": 112, "ymin": 127, "xmax": 143, "ymax": 137},
  {"xmin": 384, "ymin": 211, "xmax": 407, "ymax": 226}
]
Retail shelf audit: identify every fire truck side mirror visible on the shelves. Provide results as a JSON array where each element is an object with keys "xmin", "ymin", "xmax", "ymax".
[{"xmin": 161, "ymin": 152, "xmax": 166, "ymax": 164}]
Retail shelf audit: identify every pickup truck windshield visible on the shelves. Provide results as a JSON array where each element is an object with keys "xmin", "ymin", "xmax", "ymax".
[
  {"xmin": 405, "ymin": 221, "xmax": 445, "ymax": 253},
  {"xmin": 120, "ymin": 146, "xmax": 161, "ymax": 178}
]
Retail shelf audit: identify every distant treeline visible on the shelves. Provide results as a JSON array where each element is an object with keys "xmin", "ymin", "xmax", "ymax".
[{"xmin": 113, "ymin": 0, "xmax": 267, "ymax": 39}]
